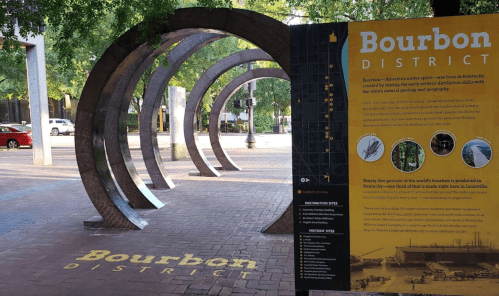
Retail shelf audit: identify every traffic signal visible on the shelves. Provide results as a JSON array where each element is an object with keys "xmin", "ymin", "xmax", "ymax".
[
  {"xmin": 233, "ymin": 99, "xmax": 244, "ymax": 109},
  {"xmin": 246, "ymin": 98, "xmax": 256, "ymax": 106}
]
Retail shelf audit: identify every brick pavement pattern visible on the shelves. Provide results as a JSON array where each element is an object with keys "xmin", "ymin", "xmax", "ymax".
[{"xmin": 0, "ymin": 134, "xmax": 381, "ymax": 296}]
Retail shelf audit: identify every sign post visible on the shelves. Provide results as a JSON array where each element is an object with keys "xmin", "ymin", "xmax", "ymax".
[{"xmin": 292, "ymin": 14, "xmax": 499, "ymax": 296}]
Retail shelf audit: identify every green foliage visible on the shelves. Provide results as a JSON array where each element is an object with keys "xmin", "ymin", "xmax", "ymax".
[
  {"xmin": 0, "ymin": 50, "xmax": 28, "ymax": 100},
  {"xmin": 460, "ymin": 0, "xmax": 499, "ymax": 15},
  {"xmin": 273, "ymin": 0, "xmax": 432, "ymax": 22},
  {"xmin": 245, "ymin": 0, "xmax": 435, "ymax": 23},
  {"xmin": 254, "ymin": 113, "xmax": 274, "ymax": 133},
  {"xmin": 195, "ymin": 0, "xmax": 233, "ymax": 8},
  {"xmin": 2, "ymin": 0, "xmax": 497, "ymax": 70},
  {"xmin": 127, "ymin": 112, "xmax": 139, "ymax": 131},
  {"xmin": 462, "ymin": 150, "xmax": 475, "ymax": 167},
  {"xmin": 43, "ymin": 16, "xmax": 113, "ymax": 101},
  {"xmin": 254, "ymin": 78, "xmax": 290, "ymax": 124},
  {"xmin": 243, "ymin": 0, "xmax": 294, "ymax": 22},
  {"xmin": 44, "ymin": 0, "xmax": 177, "ymax": 69},
  {"xmin": 391, "ymin": 141, "xmax": 424, "ymax": 172},
  {"xmin": 162, "ymin": 113, "xmax": 170, "ymax": 130},
  {"xmin": 2, "ymin": 0, "xmax": 496, "ymax": 108},
  {"xmin": 225, "ymin": 87, "xmax": 248, "ymax": 119},
  {"xmin": 170, "ymin": 36, "xmax": 247, "ymax": 114},
  {"xmin": 1, "ymin": 9, "xmax": 115, "ymax": 102},
  {"xmin": 0, "ymin": 0, "xmax": 46, "ymax": 56}
]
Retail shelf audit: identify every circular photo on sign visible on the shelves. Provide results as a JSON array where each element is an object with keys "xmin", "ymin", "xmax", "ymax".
[
  {"xmin": 461, "ymin": 139, "xmax": 492, "ymax": 168},
  {"xmin": 391, "ymin": 141, "xmax": 425, "ymax": 173},
  {"xmin": 430, "ymin": 133, "xmax": 455, "ymax": 156},
  {"xmin": 357, "ymin": 136, "xmax": 384, "ymax": 162}
]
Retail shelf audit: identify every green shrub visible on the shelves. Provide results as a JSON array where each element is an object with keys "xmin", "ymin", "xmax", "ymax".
[
  {"xmin": 127, "ymin": 113, "xmax": 139, "ymax": 131},
  {"xmin": 254, "ymin": 114, "xmax": 274, "ymax": 133}
]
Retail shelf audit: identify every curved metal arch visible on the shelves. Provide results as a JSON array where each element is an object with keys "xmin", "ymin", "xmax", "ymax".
[
  {"xmin": 184, "ymin": 49, "xmax": 274, "ymax": 177},
  {"xmin": 209, "ymin": 68, "xmax": 289, "ymax": 171},
  {"xmin": 103, "ymin": 35, "xmax": 191, "ymax": 210},
  {"xmin": 140, "ymin": 33, "xmax": 225, "ymax": 189},
  {"xmin": 75, "ymin": 8, "xmax": 290, "ymax": 229},
  {"xmin": 77, "ymin": 31, "xmax": 199, "ymax": 229}
]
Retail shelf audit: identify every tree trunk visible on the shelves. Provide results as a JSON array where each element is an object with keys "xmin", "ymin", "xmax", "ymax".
[
  {"xmin": 196, "ymin": 104, "xmax": 203, "ymax": 133},
  {"xmin": 416, "ymin": 145, "xmax": 419, "ymax": 168},
  {"xmin": 395, "ymin": 145, "xmax": 400, "ymax": 169},
  {"xmin": 271, "ymin": 81, "xmax": 278, "ymax": 125},
  {"xmin": 403, "ymin": 144, "xmax": 409, "ymax": 171},
  {"xmin": 281, "ymin": 111, "xmax": 285, "ymax": 130},
  {"xmin": 198, "ymin": 113, "xmax": 202, "ymax": 133}
]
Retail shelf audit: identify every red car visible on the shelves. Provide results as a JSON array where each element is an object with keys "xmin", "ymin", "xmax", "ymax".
[{"xmin": 0, "ymin": 124, "xmax": 33, "ymax": 148}]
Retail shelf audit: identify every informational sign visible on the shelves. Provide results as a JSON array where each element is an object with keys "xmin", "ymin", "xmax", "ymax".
[
  {"xmin": 292, "ymin": 14, "xmax": 499, "ymax": 296},
  {"xmin": 291, "ymin": 22, "xmax": 351, "ymax": 294}
]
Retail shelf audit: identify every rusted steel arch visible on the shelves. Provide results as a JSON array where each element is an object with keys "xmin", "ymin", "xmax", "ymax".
[
  {"xmin": 103, "ymin": 35, "xmax": 192, "ymax": 210},
  {"xmin": 209, "ymin": 68, "xmax": 289, "ymax": 171},
  {"xmin": 141, "ymin": 33, "xmax": 225, "ymax": 189},
  {"xmin": 184, "ymin": 49, "xmax": 274, "ymax": 177},
  {"xmin": 75, "ymin": 7, "xmax": 290, "ymax": 229}
]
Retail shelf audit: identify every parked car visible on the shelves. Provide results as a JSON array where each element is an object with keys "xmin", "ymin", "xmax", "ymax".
[
  {"xmin": 49, "ymin": 118, "xmax": 75, "ymax": 136},
  {"xmin": 0, "ymin": 124, "xmax": 33, "ymax": 148},
  {"xmin": 1, "ymin": 122, "xmax": 31, "ymax": 131}
]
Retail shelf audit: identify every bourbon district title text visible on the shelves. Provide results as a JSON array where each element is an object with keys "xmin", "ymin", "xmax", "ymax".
[{"xmin": 360, "ymin": 27, "xmax": 490, "ymax": 69}]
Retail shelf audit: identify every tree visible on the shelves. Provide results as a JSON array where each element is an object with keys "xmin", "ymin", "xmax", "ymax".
[
  {"xmin": 131, "ymin": 58, "xmax": 165, "ymax": 131},
  {"xmin": 253, "ymin": 78, "xmax": 291, "ymax": 129},
  {"xmin": 2, "ymin": 0, "xmax": 496, "ymax": 123},
  {"xmin": 0, "ymin": 51, "xmax": 27, "ymax": 100},
  {"xmin": 394, "ymin": 144, "xmax": 400, "ymax": 169},
  {"xmin": 43, "ymin": 14, "xmax": 114, "ymax": 102},
  {"xmin": 2, "ymin": 0, "xmax": 498, "ymax": 67},
  {"xmin": 249, "ymin": 0, "xmax": 432, "ymax": 22},
  {"xmin": 243, "ymin": 0, "xmax": 294, "ymax": 22},
  {"xmin": 403, "ymin": 142, "xmax": 410, "ymax": 171},
  {"xmin": 460, "ymin": 0, "xmax": 499, "ymax": 15},
  {"xmin": 0, "ymin": 0, "xmax": 233, "ymax": 68},
  {"xmin": 169, "ymin": 36, "xmax": 249, "ymax": 132},
  {"xmin": 1, "ymin": 8, "xmax": 115, "ymax": 105}
]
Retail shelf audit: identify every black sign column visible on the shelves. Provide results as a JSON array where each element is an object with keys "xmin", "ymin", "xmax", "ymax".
[{"xmin": 290, "ymin": 23, "xmax": 350, "ymax": 294}]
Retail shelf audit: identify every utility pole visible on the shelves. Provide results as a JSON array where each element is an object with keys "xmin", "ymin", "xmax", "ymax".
[{"xmin": 245, "ymin": 62, "xmax": 256, "ymax": 148}]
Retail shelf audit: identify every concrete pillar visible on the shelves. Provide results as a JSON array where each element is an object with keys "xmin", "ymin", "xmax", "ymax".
[
  {"xmin": 168, "ymin": 86, "xmax": 188, "ymax": 160},
  {"xmin": 26, "ymin": 35, "xmax": 52, "ymax": 165}
]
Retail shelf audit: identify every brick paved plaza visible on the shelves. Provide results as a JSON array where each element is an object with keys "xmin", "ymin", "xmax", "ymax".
[{"xmin": 0, "ymin": 134, "xmax": 376, "ymax": 296}]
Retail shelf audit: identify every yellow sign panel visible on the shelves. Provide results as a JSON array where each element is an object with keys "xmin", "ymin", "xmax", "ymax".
[{"xmin": 349, "ymin": 15, "xmax": 499, "ymax": 294}]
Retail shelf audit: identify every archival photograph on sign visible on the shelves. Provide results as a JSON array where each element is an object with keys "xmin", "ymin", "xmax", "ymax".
[
  {"xmin": 430, "ymin": 133, "xmax": 455, "ymax": 156},
  {"xmin": 350, "ymin": 233, "xmax": 499, "ymax": 293},
  {"xmin": 357, "ymin": 135, "xmax": 384, "ymax": 162},
  {"xmin": 390, "ymin": 141, "xmax": 424, "ymax": 172},
  {"xmin": 462, "ymin": 139, "xmax": 492, "ymax": 168},
  {"xmin": 348, "ymin": 14, "xmax": 499, "ymax": 295}
]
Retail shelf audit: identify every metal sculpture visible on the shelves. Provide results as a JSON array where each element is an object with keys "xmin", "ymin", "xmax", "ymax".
[
  {"xmin": 103, "ymin": 35, "xmax": 190, "ymax": 210},
  {"xmin": 140, "ymin": 33, "xmax": 225, "ymax": 189},
  {"xmin": 75, "ymin": 8, "xmax": 290, "ymax": 229},
  {"xmin": 209, "ymin": 68, "xmax": 290, "ymax": 171},
  {"xmin": 184, "ymin": 49, "xmax": 274, "ymax": 177}
]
